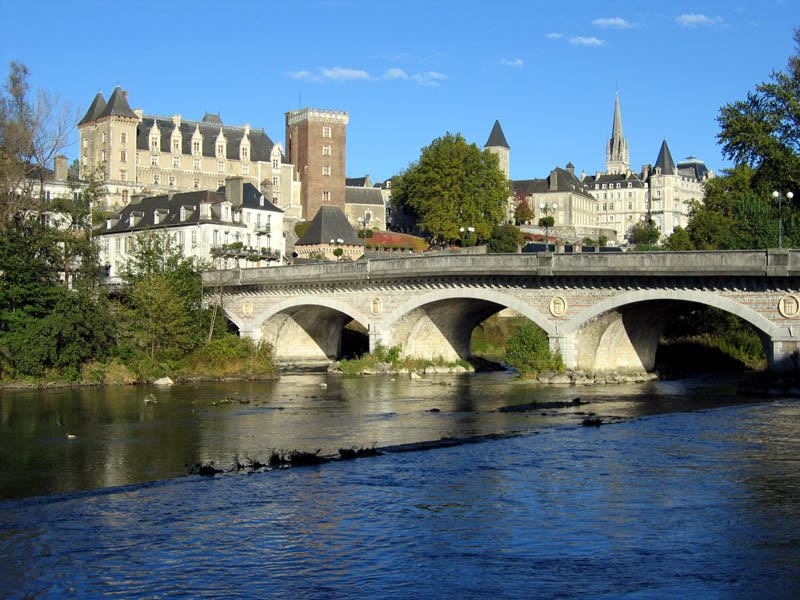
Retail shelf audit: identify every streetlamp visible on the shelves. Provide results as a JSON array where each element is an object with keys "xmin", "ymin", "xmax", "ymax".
[
  {"xmin": 772, "ymin": 190, "xmax": 794, "ymax": 249},
  {"xmin": 459, "ymin": 226, "xmax": 475, "ymax": 247},
  {"xmin": 539, "ymin": 202, "xmax": 557, "ymax": 251}
]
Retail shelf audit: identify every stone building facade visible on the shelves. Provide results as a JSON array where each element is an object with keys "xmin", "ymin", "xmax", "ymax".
[{"xmin": 78, "ymin": 87, "xmax": 298, "ymax": 212}]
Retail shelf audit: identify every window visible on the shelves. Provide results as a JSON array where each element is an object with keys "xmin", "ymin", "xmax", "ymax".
[
  {"xmin": 241, "ymin": 147, "xmax": 249, "ymax": 160},
  {"xmin": 322, "ymin": 165, "xmax": 331, "ymax": 176},
  {"xmin": 217, "ymin": 144, "xmax": 225, "ymax": 157},
  {"xmin": 242, "ymin": 163, "xmax": 249, "ymax": 175},
  {"xmin": 150, "ymin": 137, "xmax": 159, "ymax": 152},
  {"xmin": 83, "ymin": 138, "xmax": 87, "ymax": 148},
  {"xmin": 272, "ymin": 158, "xmax": 279, "ymax": 169},
  {"xmin": 322, "ymin": 190, "xmax": 331, "ymax": 203},
  {"xmin": 322, "ymin": 145, "xmax": 332, "ymax": 156},
  {"xmin": 172, "ymin": 156, "xmax": 180, "ymax": 168},
  {"xmin": 122, "ymin": 190, "xmax": 128, "ymax": 204},
  {"xmin": 169, "ymin": 175, "xmax": 175, "ymax": 187},
  {"xmin": 192, "ymin": 141, "xmax": 201, "ymax": 155},
  {"xmin": 151, "ymin": 155, "xmax": 159, "ymax": 166},
  {"xmin": 120, "ymin": 150, "xmax": 127, "ymax": 163},
  {"xmin": 136, "ymin": 153, "xmax": 140, "ymax": 164},
  {"xmin": 120, "ymin": 132, "xmax": 127, "ymax": 144},
  {"xmin": 193, "ymin": 158, "xmax": 200, "ymax": 170},
  {"xmin": 153, "ymin": 173, "xmax": 160, "ymax": 185},
  {"xmin": 191, "ymin": 230, "xmax": 197, "ymax": 246},
  {"xmin": 101, "ymin": 132, "xmax": 106, "ymax": 143},
  {"xmin": 120, "ymin": 170, "xmax": 127, "ymax": 182},
  {"xmin": 217, "ymin": 161, "xmax": 225, "ymax": 173},
  {"xmin": 627, "ymin": 201, "xmax": 633, "ymax": 210},
  {"xmin": 272, "ymin": 176, "xmax": 279, "ymax": 187},
  {"xmin": 173, "ymin": 139, "xmax": 180, "ymax": 153},
  {"xmin": 322, "ymin": 126, "xmax": 331, "ymax": 138},
  {"xmin": 193, "ymin": 178, "xmax": 200, "ymax": 189},
  {"xmin": 101, "ymin": 150, "xmax": 106, "ymax": 162}
]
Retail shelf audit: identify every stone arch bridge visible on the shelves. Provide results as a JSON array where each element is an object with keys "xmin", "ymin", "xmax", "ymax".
[{"xmin": 202, "ymin": 250, "xmax": 800, "ymax": 374}]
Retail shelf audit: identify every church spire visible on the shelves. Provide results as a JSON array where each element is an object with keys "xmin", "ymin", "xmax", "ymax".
[{"xmin": 606, "ymin": 92, "xmax": 630, "ymax": 175}]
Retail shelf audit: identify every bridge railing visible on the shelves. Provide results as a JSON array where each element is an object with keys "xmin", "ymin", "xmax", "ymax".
[{"xmin": 201, "ymin": 249, "xmax": 800, "ymax": 287}]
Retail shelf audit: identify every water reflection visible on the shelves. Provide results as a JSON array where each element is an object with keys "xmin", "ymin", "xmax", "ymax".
[{"xmin": 0, "ymin": 372, "xmax": 780, "ymax": 501}]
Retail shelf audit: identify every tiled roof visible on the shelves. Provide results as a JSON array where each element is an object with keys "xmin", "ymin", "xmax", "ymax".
[
  {"xmin": 296, "ymin": 205, "xmax": 364, "ymax": 246},
  {"xmin": 345, "ymin": 187, "xmax": 384, "ymax": 206}
]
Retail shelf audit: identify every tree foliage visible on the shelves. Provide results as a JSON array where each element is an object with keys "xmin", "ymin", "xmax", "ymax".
[
  {"xmin": 630, "ymin": 219, "xmax": 661, "ymax": 246},
  {"xmin": 504, "ymin": 318, "xmax": 564, "ymax": 376},
  {"xmin": 514, "ymin": 199, "xmax": 534, "ymax": 225},
  {"xmin": 487, "ymin": 223, "xmax": 523, "ymax": 253},
  {"xmin": 391, "ymin": 133, "xmax": 509, "ymax": 245}
]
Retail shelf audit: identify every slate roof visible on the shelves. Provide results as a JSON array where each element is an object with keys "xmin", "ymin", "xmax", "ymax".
[
  {"xmin": 296, "ymin": 205, "xmax": 364, "ymax": 246},
  {"xmin": 137, "ymin": 116, "xmax": 279, "ymax": 162},
  {"xmin": 583, "ymin": 171, "xmax": 646, "ymax": 189},
  {"xmin": 512, "ymin": 167, "xmax": 591, "ymax": 196},
  {"xmin": 346, "ymin": 176, "xmax": 368, "ymax": 187},
  {"xmin": 78, "ymin": 92, "xmax": 107, "ymax": 126},
  {"xmin": 345, "ymin": 186, "xmax": 384, "ymax": 206},
  {"xmin": 676, "ymin": 157, "xmax": 710, "ymax": 181},
  {"xmin": 653, "ymin": 140, "xmax": 676, "ymax": 176},
  {"xmin": 216, "ymin": 182, "xmax": 283, "ymax": 213},
  {"xmin": 485, "ymin": 120, "xmax": 509, "ymax": 149},
  {"xmin": 97, "ymin": 87, "xmax": 137, "ymax": 120}
]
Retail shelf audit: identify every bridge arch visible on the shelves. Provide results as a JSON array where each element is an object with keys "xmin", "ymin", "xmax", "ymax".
[
  {"xmin": 237, "ymin": 297, "xmax": 371, "ymax": 364},
  {"xmin": 558, "ymin": 289, "xmax": 779, "ymax": 374},
  {"xmin": 379, "ymin": 287, "xmax": 554, "ymax": 361}
]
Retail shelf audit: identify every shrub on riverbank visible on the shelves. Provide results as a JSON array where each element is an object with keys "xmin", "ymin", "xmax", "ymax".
[
  {"xmin": 337, "ymin": 345, "xmax": 471, "ymax": 375},
  {"xmin": 181, "ymin": 335, "xmax": 277, "ymax": 378},
  {"xmin": 504, "ymin": 318, "xmax": 565, "ymax": 377}
]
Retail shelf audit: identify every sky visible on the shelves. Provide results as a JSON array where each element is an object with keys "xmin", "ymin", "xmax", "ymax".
[{"xmin": 0, "ymin": 0, "xmax": 797, "ymax": 183}]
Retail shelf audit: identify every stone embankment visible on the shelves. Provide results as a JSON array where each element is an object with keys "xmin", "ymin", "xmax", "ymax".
[{"xmin": 535, "ymin": 370, "xmax": 658, "ymax": 385}]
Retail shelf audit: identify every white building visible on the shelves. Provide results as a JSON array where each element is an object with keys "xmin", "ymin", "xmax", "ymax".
[{"xmin": 97, "ymin": 177, "xmax": 284, "ymax": 281}]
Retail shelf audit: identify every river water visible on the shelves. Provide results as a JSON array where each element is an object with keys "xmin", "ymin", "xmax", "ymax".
[{"xmin": 1, "ymin": 372, "xmax": 799, "ymax": 597}]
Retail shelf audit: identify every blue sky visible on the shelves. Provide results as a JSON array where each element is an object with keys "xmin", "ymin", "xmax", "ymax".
[{"xmin": 1, "ymin": 0, "xmax": 796, "ymax": 183}]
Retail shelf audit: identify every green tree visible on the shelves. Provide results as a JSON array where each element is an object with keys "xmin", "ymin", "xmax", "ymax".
[
  {"xmin": 717, "ymin": 27, "xmax": 800, "ymax": 192},
  {"xmin": 664, "ymin": 226, "xmax": 695, "ymax": 251},
  {"xmin": 120, "ymin": 230, "xmax": 207, "ymax": 364},
  {"xmin": 630, "ymin": 219, "xmax": 661, "ymax": 246},
  {"xmin": 391, "ymin": 133, "xmax": 509, "ymax": 245},
  {"xmin": 487, "ymin": 223, "xmax": 523, "ymax": 253}
]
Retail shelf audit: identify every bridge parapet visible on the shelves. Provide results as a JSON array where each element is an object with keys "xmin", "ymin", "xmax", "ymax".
[{"xmin": 201, "ymin": 249, "xmax": 800, "ymax": 288}]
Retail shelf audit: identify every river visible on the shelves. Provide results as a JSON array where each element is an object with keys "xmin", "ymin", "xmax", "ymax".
[{"xmin": 1, "ymin": 372, "xmax": 799, "ymax": 597}]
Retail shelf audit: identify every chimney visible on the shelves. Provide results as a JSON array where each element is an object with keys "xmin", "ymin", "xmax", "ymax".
[
  {"xmin": 171, "ymin": 114, "xmax": 181, "ymax": 127},
  {"xmin": 54, "ymin": 155, "xmax": 68, "ymax": 182},
  {"xmin": 549, "ymin": 169, "xmax": 558, "ymax": 192},
  {"xmin": 225, "ymin": 176, "xmax": 244, "ymax": 208}
]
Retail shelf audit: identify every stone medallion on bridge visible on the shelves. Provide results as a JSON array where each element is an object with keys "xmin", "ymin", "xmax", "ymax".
[
  {"xmin": 241, "ymin": 300, "xmax": 254, "ymax": 317},
  {"xmin": 778, "ymin": 294, "xmax": 800, "ymax": 319},
  {"xmin": 549, "ymin": 295, "xmax": 568, "ymax": 317},
  {"xmin": 370, "ymin": 297, "xmax": 384, "ymax": 315}
]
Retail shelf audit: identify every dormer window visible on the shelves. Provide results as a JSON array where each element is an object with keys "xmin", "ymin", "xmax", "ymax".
[
  {"xmin": 241, "ymin": 146, "xmax": 249, "ymax": 161},
  {"xmin": 172, "ymin": 139, "xmax": 181, "ymax": 153},
  {"xmin": 192, "ymin": 141, "xmax": 201, "ymax": 155},
  {"xmin": 150, "ymin": 137, "xmax": 159, "ymax": 152},
  {"xmin": 216, "ymin": 143, "xmax": 225, "ymax": 158},
  {"xmin": 272, "ymin": 158, "xmax": 279, "ymax": 169}
]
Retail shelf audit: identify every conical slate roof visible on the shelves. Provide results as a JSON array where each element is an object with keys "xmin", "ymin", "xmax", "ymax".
[
  {"xmin": 78, "ymin": 92, "xmax": 107, "ymax": 126},
  {"xmin": 611, "ymin": 92, "xmax": 624, "ymax": 138},
  {"xmin": 654, "ymin": 140, "xmax": 676, "ymax": 175},
  {"xmin": 97, "ymin": 86, "xmax": 137, "ymax": 120},
  {"xmin": 296, "ymin": 205, "xmax": 364, "ymax": 246},
  {"xmin": 484, "ymin": 120, "xmax": 509, "ymax": 149}
]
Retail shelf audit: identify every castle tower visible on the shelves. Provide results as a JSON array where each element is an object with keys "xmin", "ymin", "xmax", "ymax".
[
  {"xmin": 285, "ymin": 108, "xmax": 349, "ymax": 221},
  {"xmin": 484, "ymin": 119, "xmax": 510, "ymax": 179},
  {"xmin": 605, "ymin": 93, "xmax": 630, "ymax": 175}
]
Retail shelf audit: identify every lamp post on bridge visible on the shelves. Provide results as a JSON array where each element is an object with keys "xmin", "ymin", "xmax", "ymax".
[
  {"xmin": 539, "ymin": 202, "xmax": 557, "ymax": 252},
  {"xmin": 459, "ymin": 225, "xmax": 475, "ymax": 247},
  {"xmin": 772, "ymin": 190, "xmax": 794, "ymax": 249}
]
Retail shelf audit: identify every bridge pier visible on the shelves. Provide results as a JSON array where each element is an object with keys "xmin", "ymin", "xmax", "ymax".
[{"xmin": 768, "ymin": 337, "xmax": 800, "ymax": 373}]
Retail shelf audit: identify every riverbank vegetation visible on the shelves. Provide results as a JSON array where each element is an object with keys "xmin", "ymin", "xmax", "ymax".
[
  {"xmin": 335, "ymin": 344, "xmax": 472, "ymax": 375},
  {"xmin": 472, "ymin": 315, "xmax": 564, "ymax": 377}
]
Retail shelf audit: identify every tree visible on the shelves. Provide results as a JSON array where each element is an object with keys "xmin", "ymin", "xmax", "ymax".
[
  {"xmin": 0, "ymin": 62, "xmax": 76, "ymax": 218},
  {"xmin": 664, "ymin": 226, "xmax": 695, "ymax": 251},
  {"xmin": 391, "ymin": 133, "xmax": 509, "ymax": 245},
  {"xmin": 717, "ymin": 27, "xmax": 800, "ymax": 193},
  {"xmin": 487, "ymin": 223, "xmax": 524, "ymax": 253},
  {"xmin": 630, "ymin": 219, "xmax": 661, "ymax": 246},
  {"xmin": 514, "ymin": 199, "xmax": 534, "ymax": 225},
  {"xmin": 504, "ymin": 318, "xmax": 563, "ymax": 376},
  {"xmin": 120, "ymin": 230, "xmax": 208, "ymax": 364}
]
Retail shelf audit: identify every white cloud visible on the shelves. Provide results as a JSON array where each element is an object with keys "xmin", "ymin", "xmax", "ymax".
[
  {"xmin": 289, "ymin": 70, "xmax": 313, "ymax": 81},
  {"xmin": 675, "ymin": 13, "xmax": 723, "ymax": 27},
  {"xmin": 545, "ymin": 32, "xmax": 563, "ymax": 39},
  {"xmin": 412, "ymin": 71, "xmax": 447, "ymax": 86},
  {"xmin": 570, "ymin": 36, "xmax": 605, "ymax": 46},
  {"xmin": 592, "ymin": 17, "xmax": 635, "ymax": 29},
  {"xmin": 383, "ymin": 68, "xmax": 409, "ymax": 80},
  {"xmin": 500, "ymin": 58, "xmax": 524, "ymax": 67},
  {"xmin": 320, "ymin": 67, "xmax": 370, "ymax": 81}
]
